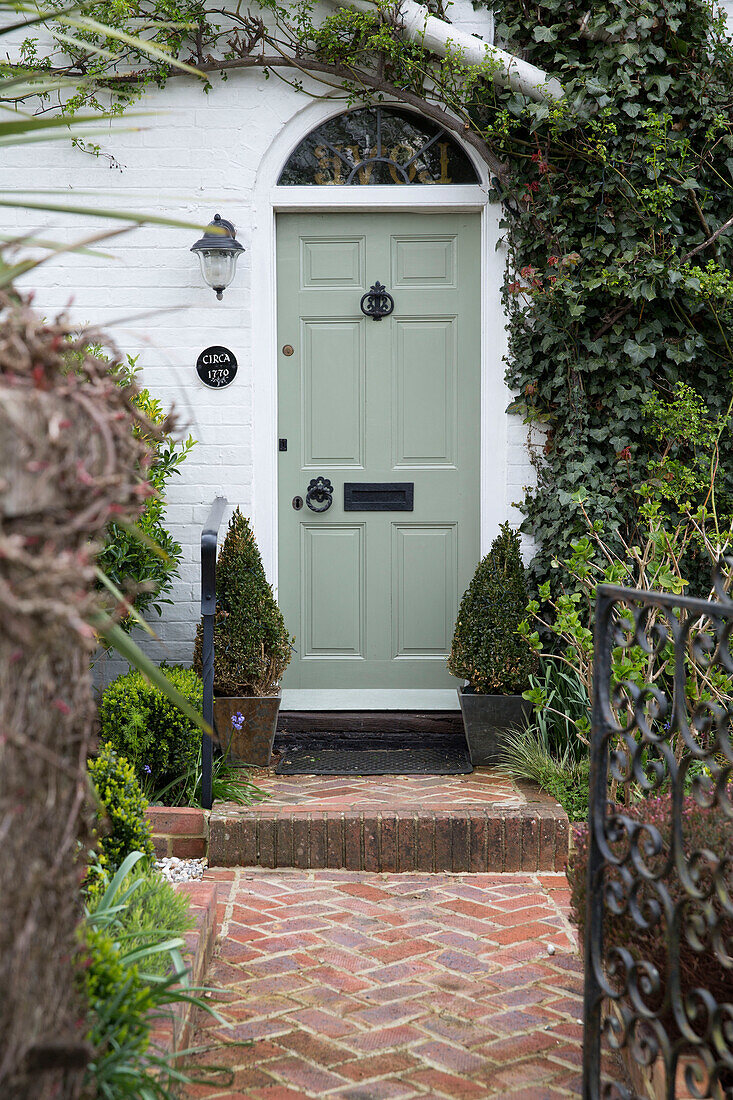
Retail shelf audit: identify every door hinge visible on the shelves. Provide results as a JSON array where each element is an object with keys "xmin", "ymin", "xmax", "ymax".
[{"xmin": 279, "ymin": 438, "xmax": 288, "ymax": 452}]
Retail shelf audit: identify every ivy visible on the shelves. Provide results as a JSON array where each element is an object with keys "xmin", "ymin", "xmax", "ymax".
[{"xmin": 483, "ymin": 0, "xmax": 733, "ymax": 585}]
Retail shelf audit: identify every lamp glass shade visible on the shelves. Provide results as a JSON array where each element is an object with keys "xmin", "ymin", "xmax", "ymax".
[
  {"xmin": 196, "ymin": 249, "xmax": 239, "ymax": 295},
  {"xmin": 191, "ymin": 213, "xmax": 245, "ymax": 298}
]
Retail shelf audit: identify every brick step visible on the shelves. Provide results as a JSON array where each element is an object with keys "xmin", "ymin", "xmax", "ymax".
[
  {"xmin": 208, "ymin": 803, "xmax": 568, "ymax": 872},
  {"xmin": 146, "ymin": 805, "xmax": 207, "ymax": 859}
]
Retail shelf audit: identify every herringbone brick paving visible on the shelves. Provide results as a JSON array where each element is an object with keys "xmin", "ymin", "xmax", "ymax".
[
  {"xmin": 240, "ymin": 769, "xmax": 525, "ymax": 810},
  {"xmin": 187, "ymin": 869, "xmax": 587, "ymax": 1099}
]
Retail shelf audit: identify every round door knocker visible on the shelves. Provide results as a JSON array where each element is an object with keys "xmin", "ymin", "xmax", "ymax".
[
  {"xmin": 360, "ymin": 281, "xmax": 394, "ymax": 321},
  {"xmin": 306, "ymin": 477, "xmax": 334, "ymax": 513}
]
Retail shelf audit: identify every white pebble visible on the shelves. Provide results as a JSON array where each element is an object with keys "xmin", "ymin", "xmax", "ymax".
[
  {"xmin": 546, "ymin": 944, "xmax": 556, "ymax": 955},
  {"xmin": 154, "ymin": 857, "xmax": 207, "ymax": 883}
]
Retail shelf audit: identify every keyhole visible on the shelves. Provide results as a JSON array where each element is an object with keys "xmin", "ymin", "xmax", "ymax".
[{"xmin": 292, "ymin": 495, "xmax": 304, "ymax": 511}]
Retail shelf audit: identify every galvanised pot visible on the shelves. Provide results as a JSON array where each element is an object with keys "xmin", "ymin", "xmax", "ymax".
[
  {"xmin": 457, "ymin": 686, "xmax": 531, "ymax": 765},
  {"xmin": 213, "ymin": 693, "xmax": 281, "ymax": 767}
]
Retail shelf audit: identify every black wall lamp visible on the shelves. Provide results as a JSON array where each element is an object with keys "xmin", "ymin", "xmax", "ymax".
[{"xmin": 191, "ymin": 213, "xmax": 244, "ymax": 299}]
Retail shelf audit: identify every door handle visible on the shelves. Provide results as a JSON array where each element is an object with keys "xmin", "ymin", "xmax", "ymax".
[{"xmin": 306, "ymin": 477, "xmax": 334, "ymax": 513}]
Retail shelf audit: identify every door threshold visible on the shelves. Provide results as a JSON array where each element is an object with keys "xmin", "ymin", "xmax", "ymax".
[
  {"xmin": 280, "ymin": 689, "xmax": 459, "ymax": 711},
  {"xmin": 276, "ymin": 711, "xmax": 464, "ymax": 736}
]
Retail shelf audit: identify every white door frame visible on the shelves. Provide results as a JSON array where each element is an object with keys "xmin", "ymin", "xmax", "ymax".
[{"xmin": 250, "ymin": 97, "xmax": 512, "ymax": 710}]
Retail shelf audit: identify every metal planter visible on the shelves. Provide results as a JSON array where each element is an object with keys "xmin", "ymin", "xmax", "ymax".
[
  {"xmin": 457, "ymin": 686, "xmax": 531, "ymax": 765},
  {"xmin": 213, "ymin": 693, "xmax": 281, "ymax": 767}
]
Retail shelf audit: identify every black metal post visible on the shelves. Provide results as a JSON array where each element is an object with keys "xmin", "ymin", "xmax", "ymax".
[{"xmin": 201, "ymin": 496, "xmax": 227, "ymax": 811}]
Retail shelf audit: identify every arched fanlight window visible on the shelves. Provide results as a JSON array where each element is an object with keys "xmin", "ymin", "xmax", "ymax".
[{"xmin": 278, "ymin": 106, "xmax": 479, "ymax": 186}]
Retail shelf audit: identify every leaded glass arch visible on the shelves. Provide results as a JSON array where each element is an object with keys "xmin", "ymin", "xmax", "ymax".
[{"xmin": 278, "ymin": 106, "xmax": 479, "ymax": 186}]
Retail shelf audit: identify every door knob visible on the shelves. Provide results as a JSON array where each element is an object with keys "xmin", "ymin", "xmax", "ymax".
[{"xmin": 306, "ymin": 477, "xmax": 334, "ymax": 513}]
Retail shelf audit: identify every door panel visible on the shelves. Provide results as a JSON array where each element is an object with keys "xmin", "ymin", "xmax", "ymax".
[
  {"xmin": 277, "ymin": 211, "xmax": 480, "ymax": 695},
  {"xmin": 392, "ymin": 524, "xmax": 457, "ymax": 657},
  {"xmin": 301, "ymin": 524, "xmax": 365, "ymax": 657},
  {"xmin": 302, "ymin": 321, "xmax": 364, "ymax": 466},
  {"xmin": 393, "ymin": 318, "xmax": 456, "ymax": 467},
  {"xmin": 301, "ymin": 236, "xmax": 365, "ymax": 287},
  {"xmin": 391, "ymin": 235, "xmax": 457, "ymax": 287}
]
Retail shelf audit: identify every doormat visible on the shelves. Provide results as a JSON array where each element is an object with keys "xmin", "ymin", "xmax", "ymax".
[{"xmin": 274, "ymin": 744, "xmax": 472, "ymax": 775}]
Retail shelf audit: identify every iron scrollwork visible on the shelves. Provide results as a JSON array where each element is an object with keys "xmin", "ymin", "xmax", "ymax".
[
  {"xmin": 360, "ymin": 282, "xmax": 394, "ymax": 321},
  {"xmin": 305, "ymin": 477, "xmax": 333, "ymax": 513},
  {"xmin": 583, "ymin": 563, "xmax": 733, "ymax": 1100}
]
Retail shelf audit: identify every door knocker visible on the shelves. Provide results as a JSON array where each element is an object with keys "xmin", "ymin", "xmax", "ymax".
[
  {"xmin": 306, "ymin": 477, "xmax": 334, "ymax": 512},
  {"xmin": 360, "ymin": 281, "xmax": 394, "ymax": 321}
]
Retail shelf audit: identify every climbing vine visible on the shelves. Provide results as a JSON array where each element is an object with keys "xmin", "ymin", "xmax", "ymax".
[
  {"xmin": 6, "ymin": 0, "xmax": 733, "ymax": 587},
  {"xmin": 482, "ymin": 0, "xmax": 733, "ymax": 586}
]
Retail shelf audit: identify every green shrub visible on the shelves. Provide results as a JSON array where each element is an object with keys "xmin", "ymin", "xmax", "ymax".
[
  {"xmin": 193, "ymin": 508, "xmax": 292, "ymax": 696},
  {"xmin": 88, "ymin": 746, "xmax": 155, "ymax": 878},
  {"xmin": 95, "ymin": 356, "xmax": 196, "ymax": 626},
  {"xmin": 500, "ymin": 727, "xmax": 590, "ymax": 822},
  {"xmin": 448, "ymin": 523, "xmax": 535, "ymax": 694},
  {"xmin": 99, "ymin": 665, "xmax": 203, "ymax": 789},
  {"xmin": 87, "ymin": 862, "xmax": 194, "ymax": 976},
  {"xmin": 568, "ymin": 794, "xmax": 733, "ymax": 1061},
  {"xmin": 80, "ymin": 852, "xmax": 227, "ymax": 1098},
  {"xmin": 82, "ymin": 922, "xmax": 156, "ymax": 1068}
]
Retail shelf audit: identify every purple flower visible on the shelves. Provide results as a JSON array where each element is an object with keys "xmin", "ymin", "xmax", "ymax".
[
  {"xmin": 143, "ymin": 764, "xmax": 151, "ymax": 775},
  {"xmin": 231, "ymin": 711, "xmax": 245, "ymax": 731}
]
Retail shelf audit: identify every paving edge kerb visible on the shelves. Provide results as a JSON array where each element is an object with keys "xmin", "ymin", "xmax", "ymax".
[
  {"xmin": 207, "ymin": 804, "xmax": 569, "ymax": 872},
  {"xmin": 149, "ymin": 879, "xmax": 219, "ymax": 1056}
]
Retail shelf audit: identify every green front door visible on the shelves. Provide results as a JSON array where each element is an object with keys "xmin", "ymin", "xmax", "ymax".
[{"xmin": 277, "ymin": 211, "xmax": 480, "ymax": 702}]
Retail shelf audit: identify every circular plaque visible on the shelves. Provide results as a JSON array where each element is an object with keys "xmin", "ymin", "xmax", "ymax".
[{"xmin": 196, "ymin": 346, "xmax": 238, "ymax": 389}]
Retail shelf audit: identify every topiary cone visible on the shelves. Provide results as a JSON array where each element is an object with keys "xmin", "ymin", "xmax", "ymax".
[
  {"xmin": 448, "ymin": 522, "xmax": 535, "ymax": 694},
  {"xmin": 193, "ymin": 508, "xmax": 293, "ymax": 696}
]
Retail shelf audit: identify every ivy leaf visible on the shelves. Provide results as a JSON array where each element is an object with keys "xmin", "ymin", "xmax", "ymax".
[
  {"xmin": 584, "ymin": 77, "xmax": 606, "ymax": 97},
  {"xmin": 623, "ymin": 339, "xmax": 657, "ymax": 366}
]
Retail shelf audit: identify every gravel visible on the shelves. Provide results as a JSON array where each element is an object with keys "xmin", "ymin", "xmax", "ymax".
[{"xmin": 155, "ymin": 856, "xmax": 207, "ymax": 883}]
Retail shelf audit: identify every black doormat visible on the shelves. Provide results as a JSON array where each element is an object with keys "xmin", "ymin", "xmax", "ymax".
[{"xmin": 274, "ymin": 743, "xmax": 472, "ymax": 776}]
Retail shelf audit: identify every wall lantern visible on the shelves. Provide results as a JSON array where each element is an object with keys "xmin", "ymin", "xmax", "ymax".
[{"xmin": 190, "ymin": 213, "xmax": 244, "ymax": 300}]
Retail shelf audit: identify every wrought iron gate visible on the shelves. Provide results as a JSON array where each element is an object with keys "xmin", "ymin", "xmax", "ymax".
[{"xmin": 582, "ymin": 573, "xmax": 733, "ymax": 1100}]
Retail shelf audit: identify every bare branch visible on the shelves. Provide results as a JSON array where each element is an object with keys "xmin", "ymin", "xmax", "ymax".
[{"xmin": 681, "ymin": 211, "xmax": 733, "ymax": 263}]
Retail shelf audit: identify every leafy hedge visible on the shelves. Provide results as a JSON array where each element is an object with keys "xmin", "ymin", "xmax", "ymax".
[
  {"xmin": 479, "ymin": 0, "xmax": 733, "ymax": 582},
  {"xmin": 87, "ymin": 745, "xmax": 155, "ymax": 878},
  {"xmin": 92, "ymin": 356, "xmax": 195, "ymax": 624},
  {"xmin": 98, "ymin": 665, "xmax": 203, "ymax": 790}
]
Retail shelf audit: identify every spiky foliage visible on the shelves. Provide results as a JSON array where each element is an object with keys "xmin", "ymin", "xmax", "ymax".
[
  {"xmin": 193, "ymin": 509, "xmax": 292, "ymax": 696},
  {"xmin": 448, "ymin": 523, "xmax": 535, "ymax": 694}
]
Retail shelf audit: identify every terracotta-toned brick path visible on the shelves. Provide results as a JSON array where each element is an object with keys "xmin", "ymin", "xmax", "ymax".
[
  {"xmin": 243, "ymin": 768, "xmax": 526, "ymax": 810},
  {"xmin": 188, "ymin": 868, "xmax": 585, "ymax": 1099}
]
